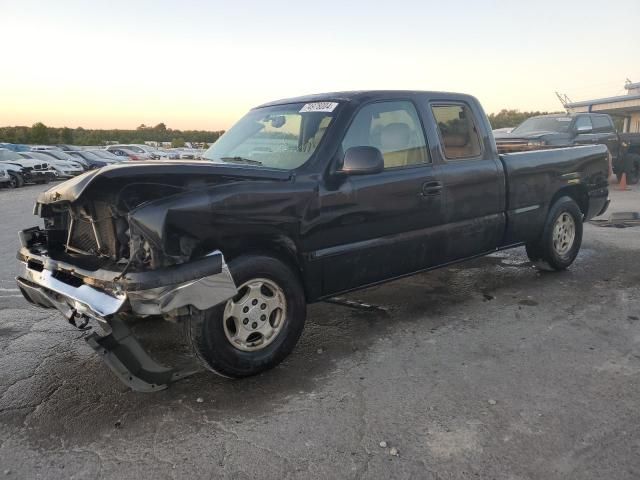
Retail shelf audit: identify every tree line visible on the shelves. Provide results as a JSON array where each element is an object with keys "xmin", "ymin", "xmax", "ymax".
[
  {"xmin": 0, "ymin": 110, "xmax": 568, "ymax": 147},
  {"xmin": 0, "ymin": 122, "xmax": 225, "ymax": 147}
]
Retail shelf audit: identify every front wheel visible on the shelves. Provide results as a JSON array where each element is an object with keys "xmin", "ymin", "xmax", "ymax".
[
  {"xmin": 185, "ymin": 254, "xmax": 306, "ymax": 378},
  {"xmin": 8, "ymin": 173, "xmax": 24, "ymax": 188},
  {"xmin": 526, "ymin": 196, "xmax": 583, "ymax": 271}
]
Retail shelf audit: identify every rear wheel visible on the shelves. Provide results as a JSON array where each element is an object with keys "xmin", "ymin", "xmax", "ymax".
[
  {"xmin": 526, "ymin": 196, "xmax": 583, "ymax": 271},
  {"xmin": 185, "ymin": 254, "xmax": 306, "ymax": 378}
]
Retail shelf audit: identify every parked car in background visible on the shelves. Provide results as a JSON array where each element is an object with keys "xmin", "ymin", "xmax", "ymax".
[
  {"xmin": 0, "ymin": 149, "xmax": 55, "ymax": 184},
  {"xmin": 86, "ymin": 149, "xmax": 126, "ymax": 162},
  {"xmin": 30, "ymin": 145, "xmax": 61, "ymax": 152},
  {"xmin": 492, "ymin": 127, "xmax": 514, "ymax": 136},
  {"xmin": 129, "ymin": 144, "xmax": 167, "ymax": 159},
  {"xmin": 67, "ymin": 150, "xmax": 117, "ymax": 169},
  {"xmin": 170, "ymin": 148, "xmax": 203, "ymax": 159},
  {"xmin": 495, "ymin": 113, "xmax": 640, "ymax": 184},
  {"xmin": 19, "ymin": 152, "xmax": 83, "ymax": 178},
  {"xmin": 0, "ymin": 162, "xmax": 29, "ymax": 188},
  {"xmin": 158, "ymin": 148, "xmax": 180, "ymax": 160},
  {"xmin": 0, "ymin": 166, "xmax": 12, "ymax": 187},
  {"xmin": 105, "ymin": 145, "xmax": 151, "ymax": 161},
  {"xmin": 0, "ymin": 143, "xmax": 31, "ymax": 152},
  {"xmin": 35, "ymin": 149, "xmax": 90, "ymax": 170},
  {"xmin": 56, "ymin": 145, "xmax": 83, "ymax": 152}
]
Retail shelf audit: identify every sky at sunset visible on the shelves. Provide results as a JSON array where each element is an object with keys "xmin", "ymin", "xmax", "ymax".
[{"xmin": 2, "ymin": 0, "xmax": 639, "ymax": 131}]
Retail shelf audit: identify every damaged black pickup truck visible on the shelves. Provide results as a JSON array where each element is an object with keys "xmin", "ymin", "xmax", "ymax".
[{"xmin": 16, "ymin": 91, "xmax": 610, "ymax": 391}]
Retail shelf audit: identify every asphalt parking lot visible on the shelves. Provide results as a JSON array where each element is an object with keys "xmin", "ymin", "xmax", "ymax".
[{"xmin": 1, "ymin": 182, "xmax": 639, "ymax": 479}]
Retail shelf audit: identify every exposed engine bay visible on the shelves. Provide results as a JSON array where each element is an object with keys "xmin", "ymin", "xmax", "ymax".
[{"xmin": 39, "ymin": 182, "xmax": 193, "ymax": 272}]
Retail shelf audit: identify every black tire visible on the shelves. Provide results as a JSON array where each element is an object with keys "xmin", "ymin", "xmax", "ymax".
[
  {"xmin": 8, "ymin": 173, "xmax": 24, "ymax": 188},
  {"xmin": 185, "ymin": 254, "xmax": 306, "ymax": 378},
  {"xmin": 525, "ymin": 196, "xmax": 583, "ymax": 271}
]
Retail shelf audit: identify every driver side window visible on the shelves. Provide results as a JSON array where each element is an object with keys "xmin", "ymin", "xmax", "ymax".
[{"xmin": 342, "ymin": 101, "xmax": 430, "ymax": 169}]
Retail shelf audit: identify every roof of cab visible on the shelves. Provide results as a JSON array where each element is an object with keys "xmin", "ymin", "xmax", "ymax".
[{"xmin": 255, "ymin": 90, "xmax": 475, "ymax": 108}]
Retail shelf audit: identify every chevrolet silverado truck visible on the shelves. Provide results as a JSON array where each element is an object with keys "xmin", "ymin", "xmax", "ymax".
[
  {"xmin": 16, "ymin": 91, "xmax": 610, "ymax": 391},
  {"xmin": 495, "ymin": 112, "xmax": 640, "ymax": 184}
]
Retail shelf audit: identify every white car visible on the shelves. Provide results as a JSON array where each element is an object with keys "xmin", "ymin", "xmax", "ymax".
[
  {"xmin": 30, "ymin": 145, "xmax": 61, "ymax": 151},
  {"xmin": 132, "ymin": 144, "xmax": 168, "ymax": 159},
  {"xmin": 19, "ymin": 152, "xmax": 83, "ymax": 178},
  {"xmin": 0, "ymin": 162, "xmax": 28, "ymax": 188},
  {"xmin": 0, "ymin": 149, "xmax": 55, "ymax": 184},
  {"xmin": 0, "ymin": 166, "xmax": 11, "ymax": 187}
]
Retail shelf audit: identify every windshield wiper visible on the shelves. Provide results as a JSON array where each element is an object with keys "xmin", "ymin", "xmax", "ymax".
[{"xmin": 219, "ymin": 156, "xmax": 263, "ymax": 166}]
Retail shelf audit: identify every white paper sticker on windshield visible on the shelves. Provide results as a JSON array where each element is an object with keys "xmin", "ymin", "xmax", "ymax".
[
  {"xmin": 299, "ymin": 102, "xmax": 339, "ymax": 113},
  {"xmin": 556, "ymin": 118, "xmax": 572, "ymax": 122}
]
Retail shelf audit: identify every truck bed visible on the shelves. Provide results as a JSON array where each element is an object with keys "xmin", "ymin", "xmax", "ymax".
[{"xmin": 500, "ymin": 144, "xmax": 609, "ymax": 244}]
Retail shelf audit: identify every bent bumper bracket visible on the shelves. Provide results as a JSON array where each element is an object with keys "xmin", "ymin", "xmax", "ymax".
[{"xmin": 85, "ymin": 316, "xmax": 199, "ymax": 392}]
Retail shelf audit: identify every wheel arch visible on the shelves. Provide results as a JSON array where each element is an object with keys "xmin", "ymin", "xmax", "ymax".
[
  {"xmin": 220, "ymin": 234, "xmax": 308, "ymax": 298},
  {"xmin": 548, "ymin": 186, "xmax": 588, "ymax": 218}
]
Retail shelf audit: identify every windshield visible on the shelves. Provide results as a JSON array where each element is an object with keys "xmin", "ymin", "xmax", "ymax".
[
  {"xmin": 116, "ymin": 145, "xmax": 144, "ymax": 153},
  {"xmin": 512, "ymin": 116, "xmax": 572, "ymax": 134},
  {"xmin": 0, "ymin": 150, "xmax": 22, "ymax": 161},
  {"xmin": 23, "ymin": 152, "xmax": 50, "ymax": 162},
  {"xmin": 203, "ymin": 102, "xmax": 338, "ymax": 170},
  {"xmin": 85, "ymin": 151, "xmax": 106, "ymax": 160},
  {"xmin": 72, "ymin": 151, "xmax": 101, "ymax": 161},
  {"xmin": 92, "ymin": 150, "xmax": 120, "ymax": 160},
  {"xmin": 44, "ymin": 150, "xmax": 74, "ymax": 160}
]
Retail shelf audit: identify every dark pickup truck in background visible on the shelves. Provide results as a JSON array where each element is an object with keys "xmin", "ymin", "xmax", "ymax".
[
  {"xmin": 16, "ymin": 91, "xmax": 610, "ymax": 391},
  {"xmin": 495, "ymin": 112, "xmax": 640, "ymax": 184}
]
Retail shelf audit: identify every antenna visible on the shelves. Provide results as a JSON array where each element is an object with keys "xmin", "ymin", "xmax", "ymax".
[{"xmin": 555, "ymin": 92, "xmax": 573, "ymax": 110}]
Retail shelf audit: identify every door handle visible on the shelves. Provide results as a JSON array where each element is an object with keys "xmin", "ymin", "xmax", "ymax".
[{"xmin": 420, "ymin": 181, "xmax": 442, "ymax": 197}]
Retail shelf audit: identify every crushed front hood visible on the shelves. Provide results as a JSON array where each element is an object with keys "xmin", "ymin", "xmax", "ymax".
[{"xmin": 37, "ymin": 161, "xmax": 293, "ymax": 205}]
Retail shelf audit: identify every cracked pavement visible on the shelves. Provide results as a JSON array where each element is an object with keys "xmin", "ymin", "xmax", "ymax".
[{"xmin": 1, "ymin": 183, "xmax": 639, "ymax": 479}]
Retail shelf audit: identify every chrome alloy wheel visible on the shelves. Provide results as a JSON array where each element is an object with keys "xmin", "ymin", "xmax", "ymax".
[
  {"xmin": 223, "ymin": 278, "xmax": 287, "ymax": 351},
  {"xmin": 552, "ymin": 212, "xmax": 576, "ymax": 257}
]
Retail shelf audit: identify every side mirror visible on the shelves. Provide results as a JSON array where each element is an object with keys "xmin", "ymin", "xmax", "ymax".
[
  {"xmin": 339, "ymin": 146, "xmax": 384, "ymax": 175},
  {"xmin": 576, "ymin": 125, "xmax": 592, "ymax": 134}
]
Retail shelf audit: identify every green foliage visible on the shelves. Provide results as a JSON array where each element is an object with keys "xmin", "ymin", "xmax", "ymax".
[
  {"xmin": 171, "ymin": 137, "xmax": 186, "ymax": 148},
  {"xmin": 0, "ymin": 122, "xmax": 225, "ymax": 146},
  {"xmin": 60, "ymin": 127, "xmax": 73, "ymax": 144},
  {"xmin": 30, "ymin": 122, "xmax": 49, "ymax": 144},
  {"xmin": 487, "ymin": 109, "xmax": 564, "ymax": 130}
]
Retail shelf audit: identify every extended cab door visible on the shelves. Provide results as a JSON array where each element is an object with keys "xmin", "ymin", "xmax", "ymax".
[
  {"xmin": 315, "ymin": 99, "xmax": 446, "ymax": 295},
  {"xmin": 422, "ymin": 99, "xmax": 506, "ymax": 262},
  {"xmin": 574, "ymin": 115, "xmax": 618, "ymax": 162},
  {"xmin": 590, "ymin": 115, "xmax": 620, "ymax": 163}
]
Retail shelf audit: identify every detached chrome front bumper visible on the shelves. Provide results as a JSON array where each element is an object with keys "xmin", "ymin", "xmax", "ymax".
[
  {"xmin": 16, "ymin": 227, "xmax": 237, "ymax": 323},
  {"xmin": 16, "ymin": 227, "xmax": 237, "ymax": 392}
]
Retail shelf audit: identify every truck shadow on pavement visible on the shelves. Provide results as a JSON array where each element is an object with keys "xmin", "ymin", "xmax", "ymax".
[{"xmin": 4, "ymin": 247, "xmax": 595, "ymax": 449}]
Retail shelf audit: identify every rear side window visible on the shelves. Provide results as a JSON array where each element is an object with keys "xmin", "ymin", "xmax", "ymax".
[
  {"xmin": 592, "ymin": 115, "xmax": 613, "ymax": 132},
  {"xmin": 431, "ymin": 104, "xmax": 482, "ymax": 159},
  {"xmin": 342, "ymin": 101, "xmax": 430, "ymax": 169},
  {"xmin": 574, "ymin": 116, "xmax": 593, "ymax": 130}
]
